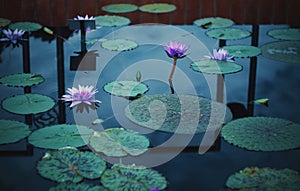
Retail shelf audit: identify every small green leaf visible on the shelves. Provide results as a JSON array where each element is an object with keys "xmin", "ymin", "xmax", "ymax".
[
  {"xmin": 0, "ymin": 73, "xmax": 45, "ymax": 87},
  {"xmin": 103, "ymin": 80, "xmax": 148, "ymax": 97},
  {"xmin": 102, "ymin": 4, "xmax": 138, "ymax": 13},
  {"xmin": 139, "ymin": 3, "xmax": 176, "ymax": 13}
]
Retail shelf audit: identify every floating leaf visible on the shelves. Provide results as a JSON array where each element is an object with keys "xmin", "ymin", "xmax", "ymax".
[
  {"xmin": 101, "ymin": 164, "xmax": 167, "ymax": 191},
  {"xmin": 226, "ymin": 167, "xmax": 300, "ymax": 190},
  {"xmin": 0, "ymin": 73, "xmax": 45, "ymax": 87},
  {"xmin": 103, "ymin": 80, "xmax": 148, "ymax": 97},
  {"xmin": 28, "ymin": 124, "xmax": 94, "ymax": 149},
  {"xmin": 2, "ymin": 93, "xmax": 55, "ymax": 115},
  {"xmin": 0, "ymin": 119, "xmax": 31, "ymax": 144},
  {"xmin": 0, "ymin": 18, "xmax": 11, "ymax": 27},
  {"xmin": 136, "ymin": 71, "xmax": 141, "ymax": 82},
  {"xmin": 268, "ymin": 28, "xmax": 300, "ymax": 41},
  {"xmin": 194, "ymin": 17, "xmax": 234, "ymax": 29},
  {"xmin": 9, "ymin": 21, "xmax": 42, "ymax": 32},
  {"xmin": 222, "ymin": 45, "xmax": 261, "ymax": 58},
  {"xmin": 102, "ymin": 4, "xmax": 138, "ymax": 13},
  {"xmin": 49, "ymin": 182, "xmax": 109, "ymax": 191},
  {"xmin": 250, "ymin": 98, "xmax": 269, "ymax": 107},
  {"xmin": 37, "ymin": 148, "xmax": 106, "ymax": 183},
  {"xmin": 92, "ymin": 118, "xmax": 104, "ymax": 125},
  {"xmin": 101, "ymin": 39, "xmax": 138, "ymax": 51},
  {"xmin": 95, "ymin": 15, "xmax": 130, "ymax": 27},
  {"xmin": 191, "ymin": 59, "xmax": 242, "ymax": 74},
  {"xmin": 221, "ymin": 117, "xmax": 300, "ymax": 151},
  {"xmin": 261, "ymin": 41, "xmax": 300, "ymax": 64},
  {"xmin": 206, "ymin": 28, "xmax": 251, "ymax": 40},
  {"xmin": 89, "ymin": 128, "xmax": 149, "ymax": 157},
  {"xmin": 139, "ymin": 3, "xmax": 176, "ymax": 13}
]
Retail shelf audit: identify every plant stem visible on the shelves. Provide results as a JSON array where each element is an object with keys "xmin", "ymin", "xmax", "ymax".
[{"xmin": 169, "ymin": 58, "xmax": 177, "ymax": 81}]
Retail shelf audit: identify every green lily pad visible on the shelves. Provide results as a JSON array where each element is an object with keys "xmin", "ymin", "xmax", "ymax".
[
  {"xmin": 261, "ymin": 41, "xmax": 300, "ymax": 64},
  {"xmin": 95, "ymin": 15, "xmax": 131, "ymax": 27},
  {"xmin": 103, "ymin": 80, "xmax": 148, "ymax": 97},
  {"xmin": 0, "ymin": 18, "xmax": 11, "ymax": 27},
  {"xmin": 191, "ymin": 59, "xmax": 243, "ymax": 74},
  {"xmin": 226, "ymin": 167, "xmax": 300, "ymax": 190},
  {"xmin": 206, "ymin": 28, "xmax": 251, "ymax": 40},
  {"xmin": 221, "ymin": 117, "xmax": 300, "ymax": 151},
  {"xmin": 49, "ymin": 182, "xmax": 109, "ymax": 191},
  {"xmin": 0, "ymin": 73, "xmax": 45, "ymax": 87},
  {"xmin": 139, "ymin": 3, "xmax": 176, "ymax": 13},
  {"xmin": 101, "ymin": 39, "xmax": 138, "ymax": 51},
  {"xmin": 268, "ymin": 28, "xmax": 300, "ymax": 41},
  {"xmin": 102, "ymin": 4, "xmax": 138, "ymax": 13},
  {"xmin": 194, "ymin": 17, "xmax": 234, "ymax": 29},
  {"xmin": 101, "ymin": 164, "xmax": 167, "ymax": 191},
  {"xmin": 89, "ymin": 128, "xmax": 150, "ymax": 157},
  {"xmin": 222, "ymin": 45, "xmax": 261, "ymax": 58},
  {"xmin": 2, "ymin": 93, "xmax": 55, "ymax": 115},
  {"xmin": 0, "ymin": 119, "xmax": 31, "ymax": 144},
  {"xmin": 37, "ymin": 148, "xmax": 106, "ymax": 183},
  {"xmin": 125, "ymin": 94, "xmax": 232, "ymax": 134},
  {"xmin": 28, "ymin": 124, "xmax": 94, "ymax": 149},
  {"xmin": 9, "ymin": 21, "xmax": 42, "ymax": 32}
]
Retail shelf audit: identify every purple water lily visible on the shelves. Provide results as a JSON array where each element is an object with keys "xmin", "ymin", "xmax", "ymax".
[
  {"xmin": 74, "ymin": 14, "xmax": 95, "ymax": 20},
  {"xmin": 163, "ymin": 41, "xmax": 189, "ymax": 59},
  {"xmin": 206, "ymin": 48, "xmax": 234, "ymax": 61},
  {"xmin": 61, "ymin": 85, "xmax": 101, "ymax": 108},
  {"xmin": 0, "ymin": 28, "xmax": 25, "ymax": 47}
]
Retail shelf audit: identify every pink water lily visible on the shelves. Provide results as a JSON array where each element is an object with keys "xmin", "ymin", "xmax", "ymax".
[
  {"xmin": 74, "ymin": 14, "xmax": 95, "ymax": 20},
  {"xmin": 163, "ymin": 41, "xmax": 189, "ymax": 59},
  {"xmin": 0, "ymin": 28, "xmax": 25, "ymax": 47},
  {"xmin": 206, "ymin": 48, "xmax": 234, "ymax": 61}
]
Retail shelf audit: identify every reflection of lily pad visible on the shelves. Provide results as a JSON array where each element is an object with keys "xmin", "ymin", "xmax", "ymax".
[
  {"xmin": 191, "ymin": 59, "xmax": 242, "ymax": 74},
  {"xmin": 95, "ymin": 15, "xmax": 130, "ymax": 27},
  {"xmin": 0, "ymin": 73, "xmax": 45, "ymax": 87},
  {"xmin": 194, "ymin": 17, "xmax": 234, "ymax": 29},
  {"xmin": 125, "ymin": 94, "xmax": 232, "ymax": 134},
  {"xmin": 261, "ymin": 41, "xmax": 300, "ymax": 64},
  {"xmin": 2, "ymin": 94, "xmax": 55, "ymax": 115},
  {"xmin": 89, "ymin": 128, "xmax": 149, "ymax": 157},
  {"xmin": 28, "ymin": 124, "xmax": 94, "ymax": 149},
  {"xmin": 101, "ymin": 39, "xmax": 138, "ymax": 51},
  {"xmin": 226, "ymin": 167, "xmax": 300, "ymax": 190},
  {"xmin": 101, "ymin": 164, "xmax": 167, "ymax": 191},
  {"xmin": 49, "ymin": 182, "xmax": 109, "ymax": 191},
  {"xmin": 103, "ymin": 80, "xmax": 148, "ymax": 97},
  {"xmin": 222, "ymin": 45, "xmax": 261, "ymax": 58},
  {"xmin": 9, "ymin": 22, "xmax": 42, "ymax": 32},
  {"xmin": 268, "ymin": 28, "xmax": 300, "ymax": 41},
  {"xmin": 139, "ymin": 3, "xmax": 176, "ymax": 13},
  {"xmin": 221, "ymin": 117, "xmax": 300, "ymax": 151},
  {"xmin": 206, "ymin": 28, "xmax": 251, "ymax": 40},
  {"xmin": 102, "ymin": 4, "xmax": 138, "ymax": 13},
  {"xmin": 0, "ymin": 119, "xmax": 31, "ymax": 144},
  {"xmin": 37, "ymin": 148, "xmax": 106, "ymax": 183},
  {"xmin": 0, "ymin": 18, "xmax": 11, "ymax": 27}
]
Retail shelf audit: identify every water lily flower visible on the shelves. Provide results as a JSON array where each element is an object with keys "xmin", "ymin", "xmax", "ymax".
[
  {"xmin": 163, "ymin": 41, "xmax": 189, "ymax": 59},
  {"xmin": 0, "ymin": 28, "xmax": 25, "ymax": 47},
  {"xmin": 74, "ymin": 14, "xmax": 95, "ymax": 20},
  {"xmin": 206, "ymin": 48, "xmax": 234, "ymax": 61},
  {"xmin": 61, "ymin": 85, "xmax": 101, "ymax": 108}
]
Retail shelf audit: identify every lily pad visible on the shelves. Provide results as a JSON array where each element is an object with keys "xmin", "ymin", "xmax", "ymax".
[
  {"xmin": 261, "ymin": 41, "xmax": 300, "ymax": 64},
  {"xmin": 101, "ymin": 164, "xmax": 167, "ymax": 191},
  {"xmin": 2, "ymin": 93, "xmax": 55, "ymax": 115},
  {"xmin": 268, "ymin": 28, "xmax": 300, "ymax": 41},
  {"xmin": 0, "ymin": 18, "xmax": 11, "ymax": 27},
  {"xmin": 191, "ymin": 59, "xmax": 243, "ymax": 74},
  {"xmin": 89, "ymin": 128, "xmax": 150, "ymax": 157},
  {"xmin": 226, "ymin": 167, "xmax": 300, "ymax": 190},
  {"xmin": 139, "ymin": 3, "xmax": 176, "ymax": 13},
  {"xmin": 28, "ymin": 124, "xmax": 94, "ymax": 149},
  {"xmin": 221, "ymin": 117, "xmax": 300, "ymax": 151},
  {"xmin": 37, "ymin": 148, "xmax": 106, "ymax": 183},
  {"xmin": 206, "ymin": 28, "xmax": 251, "ymax": 40},
  {"xmin": 95, "ymin": 15, "xmax": 131, "ymax": 27},
  {"xmin": 102, "ymin": 4, "xmax": 138, "ymax": 13},
  {"xmin": 103, "ymin": 80, "xmax": 148, "ymax": 97},
  {"xmin": 194, "ymin": 17, "xmax": 234, "ymax": 29},
  {"xmin": 125, "ymin": 94, "xmax": 232, "ymax": 134},
  {"xmin": 101, "ymin": 39, "xmax": 138, "ymax": 51},
  {"xmin": 49, "ymin": 182, "xmax": 109, "ymax": 191},
  {"xmin": 222, "ymin": 45, "xmax": 261, "ymax": 58},
  {"xmin": 9, "ymin": 21, "xmax": 42, "ymax": 32},
  {"xmin": 0, "ymin": 73, "xmax": 45, "ymax": 87},
  {"xmin": 0, "ymin": 119, "xmax": 31, "ymax": 144}
]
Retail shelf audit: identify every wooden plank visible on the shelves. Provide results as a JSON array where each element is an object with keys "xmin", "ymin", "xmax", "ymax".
[
  {"xmin": 216, "ymin": 0, "xmax": 231, "ymax": 19},
  {"xmin": 36, "ymin": 0, "xmax": 52, "ymax": 25},
  {"xmin": 50, "ymin": 0, "xmax": 67, "ymax": 26},
  {"xmin": 272, "ymin": 0, "xmax": 287, "ymax": 24},
  {"xmin": 81, "ymin": 0, "xmax": 98, "ymax": 16},
  {"xmin": 244, "ymin": 0, "xmax": 259, "ymax": 24},
  {"xmin": 287, "ymin": 0, "xmax": 300, "ymax": 27},
  {"xmin": 230, "ymin": 0, "xmax": 244, "ymax": 24},
  {"xmin": 183, "ymin": 0, "xmax": 201, "ymax": 24},
  {"xmin": 200, "ymin": 0, "xmax": 215, "ymax": 18},
  {"xmin": 21, "ymin": 0, "xmax": 36, "ymax": 22},
  {"xmin": 66, "ymin": 0, "xmax": 81, "ymax": 20},
  {"xmin": 259, "ymin": 0, "xmax": 273, "ymax": 24}
]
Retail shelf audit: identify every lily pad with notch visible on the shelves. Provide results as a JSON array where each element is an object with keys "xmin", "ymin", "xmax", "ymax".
[
  {"xmin": 194, "ymin": 17, "xmax": 234, "ymax": 29},
  {"xmin": 9, "ymin": 22, "xmax": 42, "ymax": 32},
  {"xmin": 0, "ymin": 119, "xmax": 31, "ymax": 145},
  {"xmin": 103, "ymin": 80, "xmax": 148, "ymax": 97},
  {"xmin": 95, "ymin": 15, "xmax": 131, "ymax": 27},
  {"xmin": 268, "ymin": 28, "xmax": 300, "ymax": 41},
  {"xmin": 139, "ymin": 3, "xmax": 176, "ymax": 13},
  {"xmin": 102, "ymin": 4, "xmax": 138, "ymax": 13},
  {"xmin": 0, "ymin": 73, "xmax": 45, "ymax": 87},
  {"xmin": 206, "ymin": 28, "xmax": 251, "ymax": 40},
  {"xmin": 191, "ymin": 59, "xmax": 243, "ymax": 74},
  {"xmin": 101, "ymin": 39, "xmax": 138, "ymax": 51},
  {"xmin": 222, "ymin": 45, "xmax": 261, "ymax": 58}
]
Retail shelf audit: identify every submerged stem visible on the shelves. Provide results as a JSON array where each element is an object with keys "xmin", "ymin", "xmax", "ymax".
[{"xmin": 169, "ymin": 58, "xmax": 177, "ymax": 81}]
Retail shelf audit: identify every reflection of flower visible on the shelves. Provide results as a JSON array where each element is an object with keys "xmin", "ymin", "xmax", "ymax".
[
  {"xmin": 150, "ymin": 188, "xmax": 160, "ymax": 191},
  {"xmin": 163, "ymin": 41, "xmax": 189, "ymax": 59},
  {"xmin": 0, "ymin": 28, "xmax": 25, "ymax": 47},
  {"xmin": 206, "ymin": 48, "xmax": 234, "ymax": 61},
  {"xmin": 61, "ymin": 85, "xmax": 101, "ymax": 108},
  {"xmin": 74, "ymin": 15, "xmax": 95, "ymax": 20}
]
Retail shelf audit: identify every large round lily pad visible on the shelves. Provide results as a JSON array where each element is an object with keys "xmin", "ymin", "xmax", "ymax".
[
  {"xmin": 101, "ymin": 164, "xmax": 167, "ymax": 191},
  {"xmin": 0, "ymin": 73, "xmax": 45, "ymax": 87},
  {"xmin": 139, "ymin": 3, "xmax": 176, "ymax": 13},
  {"xmin": 28, "ymin": 124, "xmax": 94, "ymax": 149},
  {"xmin": 49, "ymin": 182, "xmax": 109, "ymax": 191},
  {"xmin": 226, "ymin": 167, "xmax": 300, "ymax": 190},
  {"xmin": 194, "ymin": 17, "xmax": 234, "ymax": 29},
  {"xmin": 95, "ymin": 15, "xmax": 131, "ymax": 27},
  {"xmin": 191, "ymin": 59, "xmax": 243, "ymax": 74},
  {"xmin": 206, "ymin": 28, "xmax": 251, "ymax": 40},
  {"xmin": 125, "ymin": 94, "xmax": 232, "ymax": 134},
  {"xmin": 102, "ymin": 4, "xmax": 138, "ymax": 13},
  {"xmin": 0, "ymin": 18, "xmax": 11, "ymax": 27},
  {"xmin": 222, "ymin": 45, "xmax": 261, "ymax": 58},
  {"xmin": 89, "ymin": 128, "xmax": 150, "ymax": 157},
  {"xmin": 103, "ymin": 80, "xmax": 148, "ymax": 97},
  {"xmin": 0, "ymin": 119, "xmax": 31, "ymax": 144},
  {"xmin": 101, "ymin": 39, "xmax": 138, "ymax": 51},
  {"xmin": 221, "ymin": 117, "xmax": 300, "ymax": 151},
  {"xmin": 2, "ymin": 94, "xmax": 55, "ymax": 115},
  {"xmin": 37, "ymin": 148, "xmax": 106, "ymax": 183},
  {"xmin": 9, "ymin": 22, "xmax": 42, "ymax": 32},
  {"xmin": 268, "ymin": 28, "xmax": 300, "ymax": 41},
  {"xmin": 261, "ymin": 41, "xmax": 300, "ymax": 64}
]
